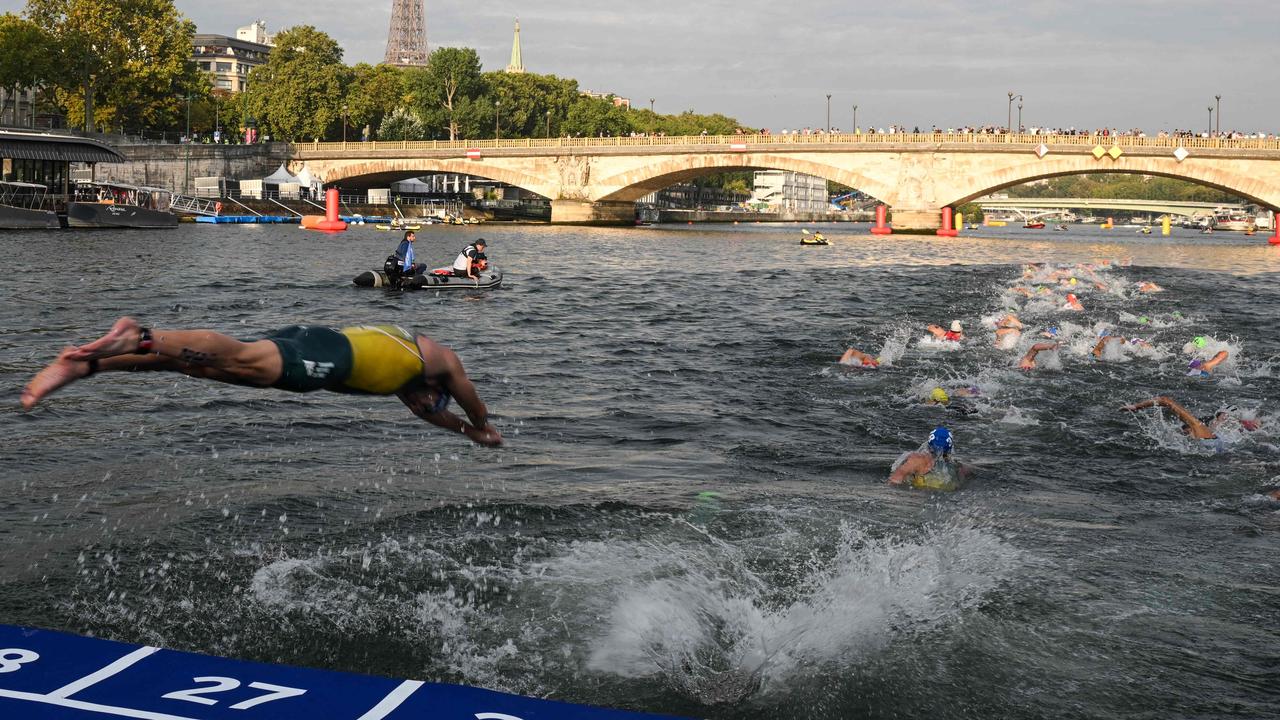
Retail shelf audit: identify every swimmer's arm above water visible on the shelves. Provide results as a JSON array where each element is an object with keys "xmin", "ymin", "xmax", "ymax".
[
  {"xmin": 1121, "ymin": 396, "xmax": 1214, "ymax": 440},
  {"xmin": 1019, "ymin": 342, "xmax": 1058, "ymax": 369},
  {"xmin": 887, "ymin": 453, "xmax": 931, "ymax": 485},
  {"xmin": 1202, "ymin": 350, "xmax": 1229, "ymax": 373}
]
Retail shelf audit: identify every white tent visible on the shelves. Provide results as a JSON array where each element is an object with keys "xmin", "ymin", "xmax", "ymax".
[
  {"xmin": 263, "ymin": 164, "xmax": 300, "ymax": 185},
  {"xmin": 294, "ymin": 165, "xmax": 321, "ymax": 196},
  {"xmin": 391, "ymin": 177, "xmax": 433, "ymax": 194}
]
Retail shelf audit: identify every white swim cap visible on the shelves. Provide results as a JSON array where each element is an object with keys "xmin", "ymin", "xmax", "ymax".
[{"xmin": 950, "ymin": 321, "xmax": 962, "ymax": 332}]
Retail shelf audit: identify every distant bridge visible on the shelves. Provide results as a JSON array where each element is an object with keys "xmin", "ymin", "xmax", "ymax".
[
  {"xmin": 976, "ymin": 197, "xmax": 1248, "ymax": 221},
  {"xmin": 289, "ymin": 133, "xmax": 1280, "ymax": 227}
]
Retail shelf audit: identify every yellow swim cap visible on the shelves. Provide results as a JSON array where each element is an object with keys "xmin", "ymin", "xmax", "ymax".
[{"xmin": 930, "ymin": 387, "xmax": 950, "ymax": 404}]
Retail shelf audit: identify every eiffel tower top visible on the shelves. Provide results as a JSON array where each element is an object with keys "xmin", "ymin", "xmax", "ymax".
[
  {"xmin": 505, "ymin": 18, "xmax": 524, "ymax": 74},
  {"xmin": 384, "ymin": 0, "xmax": 429, "ymax": 67}
]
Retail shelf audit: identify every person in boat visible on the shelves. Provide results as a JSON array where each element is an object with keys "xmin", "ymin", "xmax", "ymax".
[
  {"xmin": 838, "ymin": 347, "xmax": 879, "ymax": 368},
  {"xmin": 20, "ymin": 317, "xmax": 503, "ymax": 447},
  {"xmin": 888, "ymin": 426, "xmax": 971, "ymax": 491},
  {"xmin": 926, "ymin": 321, "xmax": 964, "ymax": 342},
  {"xmin": 452, "ymin": 239, "xmax": 488, "ymax": 279},
  {"xmin": 1019, "ymin": 342, "xmax": 1059, "ymax": 370},
  {"xmin": 391, "ymin": 230, "xmax": 426, "ymax": 277},
  {"xmin": 1120, "ymin": 396, "xmax": 1259, "ymax": 449}
]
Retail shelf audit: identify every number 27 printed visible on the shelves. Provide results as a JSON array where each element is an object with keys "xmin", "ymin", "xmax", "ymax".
[{"xmin": 162, "ymin": 677, "xmax": 306, "ymax": 710}]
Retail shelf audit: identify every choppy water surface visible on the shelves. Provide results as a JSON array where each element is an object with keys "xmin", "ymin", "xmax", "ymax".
[{"xmin": 2, "ymin": 222, "xmax": 1279, "ymax": 718}]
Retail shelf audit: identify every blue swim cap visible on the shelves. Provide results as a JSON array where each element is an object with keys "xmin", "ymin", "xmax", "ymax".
[
  {"xmin": 927, "ymin": 427, "xmax": 954, "ymax": 454},
  {"xmin": 1099, "ymin": 328, "xmax": 1111, "ymax": 338},
  {"xmin": 1046, "ymin": 327, "xmax": 1059, "ymax": 336}
]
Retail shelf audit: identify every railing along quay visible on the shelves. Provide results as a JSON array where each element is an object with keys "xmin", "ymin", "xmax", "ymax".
[{"xmin": 294, "ymin": 133, "xmax": 1280, "ymax": 154}]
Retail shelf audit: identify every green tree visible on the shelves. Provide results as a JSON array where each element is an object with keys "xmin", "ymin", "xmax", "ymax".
[
  {"xmin": 483, "ymin": 71, "xmax": 579, "ymax": 139},
  {"xmin": 348, "ymin": 63, "xmax": 405, "ymax": 140},
  {"xmin": 242, "ymin": 25, "xmax": 349, "ymax": 141},
  {"xmin": 378, "ymin": 107, "xmax": 426, "ymax": 140},
  {"xmin": 408, "ymin": 47, "xmax": 484, "ymax": 140},
  {"xmin": 0, "ymin": 14, "xmax": 54, "ymax": 125},
  {"xmin": 26, "ymin": 0, "xmax": 198, "ymax": 132},
  {"xmin": 564, "ymin": 95, "xmax": 629, "ymax": 137}
]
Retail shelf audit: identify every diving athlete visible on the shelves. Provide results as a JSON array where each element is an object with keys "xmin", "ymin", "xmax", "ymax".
[
  {"xmin": 21, "ymin": 317, "xmax": 503, "ymax": 447},
  {"xmin": 887, "ymin": 426, "xmax": 970, "ymax": 491}
]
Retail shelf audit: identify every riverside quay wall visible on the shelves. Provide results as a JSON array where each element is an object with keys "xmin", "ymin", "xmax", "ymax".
[{"xmin": 92, "ymin": 143, "xmax": 290, "ymax": 190}]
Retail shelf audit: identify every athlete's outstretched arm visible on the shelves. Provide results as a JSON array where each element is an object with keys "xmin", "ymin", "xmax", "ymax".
[
  {"xmin": 397, "ymin": 389, "xmax": 501, "ymax": 446},
  {"xmin": 1122, "ymin": 396, "xmax": 1214, "ymax": 439},
  {"xmin": 1202, "ymin": 350, "xmax": 1229, "ymax": 373},
  {"xmin": 887, "ymin": 454, "xmax": 930, "ymax": 485}
]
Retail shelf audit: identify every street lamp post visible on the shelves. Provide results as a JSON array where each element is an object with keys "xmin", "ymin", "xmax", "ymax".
[
  {"xmin": 183, "ymin": 94, "xmax": 191, "ymax": 195},
  {"xmin": 1207, "ymin": 106, "xmax": 1214, "ymax": 136},
  {"xmin": 852, "ymin": 104, "xmax": 857, "ymax": 133},
  {"xmin": 495, "ymin": 100, "xmax": 501, "ymax": 139},
  {"xmin": 1007, "ymin": 91, "xmax": 1022, "ymax": 133},
  {"xmin": 1214, "ymin": 94, "xmax": 1221, "ymax": 135},
  {"xmin": 342, "ymin": 104, "xmax": 348, "ymax": 144},
  {"xmin": 546, "ymin": 109, "xmax": 551, "ymax": 139},
  {"xmin": 1017, "ymin": 101, "xmax": 1023, "ymax": 132},
  {"xmin": 826, "ymin": 93, "xmax": 832, "ymax": 132},
  {"xmin": 649, "ymin": 97, "xmax": 655, "ymax": 113}
]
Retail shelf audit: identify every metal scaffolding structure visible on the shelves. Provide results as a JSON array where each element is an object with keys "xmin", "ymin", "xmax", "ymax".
[{"xmin": 383, "ymin": 0, "xmax": 429, "ymax": 67}]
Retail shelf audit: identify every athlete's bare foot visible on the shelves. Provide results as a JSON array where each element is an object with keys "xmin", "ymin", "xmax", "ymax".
[
  {"xmin": 66, "ymin": 317, "xmax": 142, "ymax": 361},
  {"xmin": 22, "ymin": 346, "xmax": 91, "ymax": 409}
]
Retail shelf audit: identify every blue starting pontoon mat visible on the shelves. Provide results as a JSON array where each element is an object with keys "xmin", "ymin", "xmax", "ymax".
[{"xmin": 0, "ymin": 625, "xmax": 685, "ymax": 720}]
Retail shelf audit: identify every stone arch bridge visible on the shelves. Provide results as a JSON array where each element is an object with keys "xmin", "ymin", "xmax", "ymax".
[{"xmin": 289, "ymin": 134, "xmax": 1280, "ymax": 229}]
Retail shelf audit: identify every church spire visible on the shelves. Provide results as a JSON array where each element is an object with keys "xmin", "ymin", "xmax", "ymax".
[{"xmin": 505, "ymin": 18, "xmax": 524, "ymax": 73}]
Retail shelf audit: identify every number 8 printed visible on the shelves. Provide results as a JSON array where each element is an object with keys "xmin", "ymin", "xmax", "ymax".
[{"xmin": 0, "ymin": 649, "xmax": 39, "ymax": 674}]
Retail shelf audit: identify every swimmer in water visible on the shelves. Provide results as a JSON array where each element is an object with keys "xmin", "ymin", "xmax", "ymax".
[
  {"xmin": 924, "ymin": 386, "xmax": 980, "ymax": 414},
  {"xmin": 838, "ymin": 348, "xmax": 879, "ymax": 368},
  {"xmin": 927, "ymin": 321, "xmax": 965, "ymax": 342},
  {"xmin": 1063, "ymin": 293, "xmax": 1084, "ymax": 312},
  {"xmin": 1019, "ymin": 342, "xmax": 1059, "ymax": 370},
  {"xmin": 887, "ymin": 426, "xmax": 971, "ymax": 490},
  {"xmin": 21, "ymin": 317, "xmax": 504, "ymax": 446},
  {"xmin": 1136, "ymin": 281, "xmax": 1164, "ymax": 293},
  {"xmin": 995, "ymin": 313, "xmax": 1022, "ymax": 348},
  {"xmin": 1091, "ymin": 331, "xmax": 1149, "ymax": 358},
  {"xmin": 1120, "ymin": 396, "xmax": 1258, "ymax": 444},
  {"xmin": 1187, "ymin": 350, "xmax": 1229, "ymax": 377}
]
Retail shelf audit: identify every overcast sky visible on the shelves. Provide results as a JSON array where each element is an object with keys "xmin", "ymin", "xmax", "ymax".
[{"xmin": 7, "ymin": 0, "xmax": 1277, "ymax": 132}]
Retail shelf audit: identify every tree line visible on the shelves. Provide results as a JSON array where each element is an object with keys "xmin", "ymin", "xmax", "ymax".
[{"xmin": 0, "ymin": 1, "xmax": 748, "ymax": 143}]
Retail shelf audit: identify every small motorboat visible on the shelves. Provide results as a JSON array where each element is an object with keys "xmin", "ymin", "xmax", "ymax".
[
  {"xmin": 1054, "ymin": 224, "xmax": 1069, "ymax": 231},
  {"xmin": 1023, "ymin": 222, "xmax": 1046, "ymax": 229},
  {"xmin": 354, "ymin": 266, "xmax": 503, "ymax": 290}
]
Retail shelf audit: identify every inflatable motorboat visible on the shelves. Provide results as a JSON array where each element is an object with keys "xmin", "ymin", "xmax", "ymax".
[{"xmin": 354, "ymin": 266, "xmax": 503, "ymax": 290}]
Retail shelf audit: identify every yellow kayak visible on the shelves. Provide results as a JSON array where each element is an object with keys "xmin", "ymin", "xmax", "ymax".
[{"xmin": 375, "ymin": 224, "xmax": 422, "ymax": 231}]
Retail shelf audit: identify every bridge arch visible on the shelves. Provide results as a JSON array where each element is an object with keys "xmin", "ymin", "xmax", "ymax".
[
  {"xmin": 943, "ymin": 156, "xmax": 1280, "ymax": 211},
  {"xmin": 293, "ymin": 158, "xmax": 558, "ymax": 199},
  {"xmin": 589, "ymin": 152, "xmax": 896, "ymax": 204}
]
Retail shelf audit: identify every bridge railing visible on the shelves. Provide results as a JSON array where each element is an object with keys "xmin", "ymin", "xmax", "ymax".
[{"xmin": 292, "ymin": 133, "xmax": 1280, "ymax": 154}]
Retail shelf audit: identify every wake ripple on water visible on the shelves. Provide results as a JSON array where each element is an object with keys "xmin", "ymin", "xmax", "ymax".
[{"xmin": 575, "ymin": 517, "xmax": 1024, "ymax": 704}]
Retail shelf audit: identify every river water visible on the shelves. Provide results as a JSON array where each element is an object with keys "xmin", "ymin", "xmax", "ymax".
[{"xmin": 1, "ymin": 222, "xmax": 1278, "ymax": 718}]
